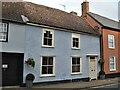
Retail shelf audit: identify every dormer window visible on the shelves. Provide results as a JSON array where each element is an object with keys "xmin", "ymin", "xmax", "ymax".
[{"xmin": 0, "ymin": 22, "xmax": 8, "ymax": 42}]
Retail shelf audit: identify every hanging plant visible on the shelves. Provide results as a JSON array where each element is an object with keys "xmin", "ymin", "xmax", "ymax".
[{"xmin": 25, "ymin": 57, "xmax": 35, "ymax": 68}]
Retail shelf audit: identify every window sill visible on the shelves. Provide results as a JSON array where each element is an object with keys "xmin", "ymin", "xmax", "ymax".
[
  {"xmin": 40, "ymin": 74, "xmax": 55, "ymax": 77},
  {"xmin": 71, "ymin": 72, "xmax": 82, "ymax": 75},
  {"xmin": 71, "ymin": 47, "xmax": 81, "ymax": 50},
  {"xmin": 108, "ymin": 47, "xmax": 115, "ymax": 49},
  {"xmin": 110, "ymin": 69, "xmax": 116, "ymax": 72},
  {"xmin": 42, "ymin": 45, "xmax": 54, "ymax": 48}
]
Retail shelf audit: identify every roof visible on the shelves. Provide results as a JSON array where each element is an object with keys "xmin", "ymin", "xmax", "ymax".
[
  {"xmin": 1, "ymin": 2, "xmax": 99, "ymax": 35},
  {"xmin": 88, "ymin": 12, "xmax": 120, "ymax": 30}
]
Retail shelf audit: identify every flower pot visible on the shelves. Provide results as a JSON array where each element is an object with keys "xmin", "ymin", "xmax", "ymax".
[
  {"xmin": 26, "ymin": 80, "xmax": 33, "ymax": 88},
  {"xmin": 26, "ymin": 73, "xmax": 35, "ymax": 88}
]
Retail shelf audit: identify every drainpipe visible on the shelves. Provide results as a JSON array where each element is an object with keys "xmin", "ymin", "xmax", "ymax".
[{"xmin": 100, "ymin": 27, "xmax": 104, "ymax": 72}]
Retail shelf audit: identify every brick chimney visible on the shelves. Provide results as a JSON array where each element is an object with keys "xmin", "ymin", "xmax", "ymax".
[{"xmin": 81, "ymin": 0, "xmax": 89, "ymax": 17}]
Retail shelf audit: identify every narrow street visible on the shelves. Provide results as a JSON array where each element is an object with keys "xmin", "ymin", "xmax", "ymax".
[{"xmin": 86, "ymin": 83, "xmax": 120, "ymax": 90}]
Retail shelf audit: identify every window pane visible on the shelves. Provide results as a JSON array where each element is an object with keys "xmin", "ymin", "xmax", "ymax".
[
  {"xmin": 42, "ymin": 66, "xmax": 47, "ymax": 74},
  {"xmin": 72, "ymin": 58, "xmax": 76, "ymax": 64},
  {"xmin": 48, "ymin": 39, "xmax": 52, "ymax": 46},
  {"xmin": 72, "ymin": 57, "xmax": 81, "ymax": 73},
  {"xmin": 44, "ymin": 32, "xmax": 47, "ymax": 38},
  {"xmin": 108, "ymin": 35, "xmax": 114, "ymax": 48},
  {"xmin": 77, "ymin": 58, "xmax": 80, "ymax": 64},
  {"xmin": 0, "ymin": 23, "xmax": 7, "ymax": 41},
  {"xmin": 73, "ymin": 38, "xmax": 75, "ymax": 41},
  {"xmin": 76, "ymin": 42, "xmax": 79, "ymax": 47},
  {"xmin": 42, "ymin": 57, "xmax": 48, "ymax": 65},
  {"xmin": 44, "ymin": 38, "xmax": 47, "ymax": 45},
  {"xmin": 76, "ymin": 38, "xmax": 79, "ymax": 41},
  {"xmin": 47, "ymin": 31, "xmax": 50, "ymax": 37},
  {"xmin": 73, "ymin": 42, "xmax": 75, "ymax": 47},
  {"xmin": 41, "ymin": 56, "xmax": 54, "ymax": 75},
  {"xmin": 49, "ymin": 33, "xmax": 52, "ymax": 38},
  {"xmin": 72, "ymin": 37, "xmax": 79, "ymax": 48},
  {"xmin": 43, "ymin": 30, "xmax": 53, "ymax": 46},
  {"xmin": 76, "ymin": 65, "xmax": 80, "ymax": 72},
  {"xmin": 72, "ymin": 65, "xmax": 80, "ymax": 73},
  {"xmin": 110, "ymin": 65, "xmax": 114, "ymax": 69},
  {"xmin": 3, "ymin": 35, "xmax": 6, "ymax": 39},
  {"xmin": 110, "ymin": 57, "xmax": 115, "ymax": 70},
  {"xmin": 48, "ymin": 57, "xmax": 53, "ymax": 65},
  {"xmin": 48, "ymin": 66, "xmax": 53, "ymax": 74}
]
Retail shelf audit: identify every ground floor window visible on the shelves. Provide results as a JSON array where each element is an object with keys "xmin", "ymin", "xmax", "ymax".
[
  {"xmin": 71, "ymin": 57, "xmax": 82, "ymax": 74},
  {"xmin": 40, "ymin": 56, "xmax": 55, "ymax": 77},
  {"xmin": 109, "ymin": 56, "xmax": 116, "ymax": 71}
]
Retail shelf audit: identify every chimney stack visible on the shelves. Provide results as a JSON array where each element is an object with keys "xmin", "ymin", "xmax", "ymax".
[{"xmin": 81, "ymin": 0, "xmax": 89, "ymax": 17}]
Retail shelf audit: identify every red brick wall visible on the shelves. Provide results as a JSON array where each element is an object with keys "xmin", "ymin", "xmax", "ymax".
[
  {"xmin": 85, "ymin": 14, "xmax": 119, "ymax": 74},
  {"xmin": 85, "ymin": 15, "xmax": 102, "ymax": 34},
  {"xmin": 102, "ymin": 29, "xmax": 119, "ymax": 74}
]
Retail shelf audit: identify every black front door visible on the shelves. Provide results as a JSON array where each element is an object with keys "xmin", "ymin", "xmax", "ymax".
[{"xmin": 2, "ymin": 53, "xmax": 23, "ymax": 86}]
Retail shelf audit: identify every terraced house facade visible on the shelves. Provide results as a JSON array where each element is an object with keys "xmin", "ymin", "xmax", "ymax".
[
  {"xmin": 81, "ymin": 1, "xmax": 120, "ymax": 78},
  {"xmin": 1, "ymin": 2, "xmax": 100, "ymax": 86}
]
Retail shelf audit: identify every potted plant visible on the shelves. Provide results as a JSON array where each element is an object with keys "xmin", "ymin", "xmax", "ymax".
[
  {"xmin": 26, "ymin": 73, "xmax": 35, "ymax": 88},
  {"xmin": 99, "ymin": 70, "xmax": 105, "ymax": 80},
  {"xmin": 25, "ymin": 57, "xmax": 35, "ymax": 68}
]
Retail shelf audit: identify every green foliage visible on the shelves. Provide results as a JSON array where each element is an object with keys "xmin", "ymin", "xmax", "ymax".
[{"xmin": 25, "ymin": 57, "xmax": 35, "ymax": 68}]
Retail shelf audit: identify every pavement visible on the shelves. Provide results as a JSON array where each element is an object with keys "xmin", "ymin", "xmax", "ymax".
[{"xmin": 2, "ymin": 77, "xmax": 120, "ymax": 89}]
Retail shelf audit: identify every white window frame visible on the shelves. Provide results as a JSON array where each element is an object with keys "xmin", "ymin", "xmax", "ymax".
[
  {"xmin": 72, "ymin": 33, "xmax": 80, "ymax": 49},
  {"xmin": 109, "ymin": 56, "xmax": 116, "ymax": 71},
  {"xmin": 71, "ymin": 56, "xmax": 82, "ymax": 74},
  {"xmin": 0, "ymin": 22, "xmax": 8, "ymax": 41},
  {"xmin": 40, "ymin": 56, "xmax": 55, "ymax": 77},
  {"xmin": 42, "ymin": 29, "xmax": 54, "ymax": 47},
  {"xmin": 108, "ymin": 34, "xmax": 115, "ymax": 49}
]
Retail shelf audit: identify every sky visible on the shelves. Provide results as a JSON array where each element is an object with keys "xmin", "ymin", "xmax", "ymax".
[{"xmin": 23, "ymin": 0, "xmax": 119, "ymax": 21}]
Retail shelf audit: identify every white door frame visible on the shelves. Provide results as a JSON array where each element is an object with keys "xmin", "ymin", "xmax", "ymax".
[{"xmin": 88, "ymin": 56, "xmax": 97, "ymax": 80}]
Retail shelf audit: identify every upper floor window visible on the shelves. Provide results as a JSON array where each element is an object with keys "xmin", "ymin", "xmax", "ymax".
[
  {"xmin": 109, "ymin": 56, "xmax": 116, "ymax": 71},
  {"xmin": 0, "ymin": 22, "xmax": 8, "ymax": 42},
  {"xmin": 42, "ymin": 29, "xmax": 54, "ymax": 47},
  {"xmin": 40, "ymin": 56, "xmax": 55, "ymax": 77},
  {"xmin": 72, "ymin": 33, "xmax": 80, "ymax": 49},
  {"xmin": 108, "ymin": 35, "xmax": 115, "ymax": 48},
  {"xmin": 71, "ymin": 57, "xmax": 82, "ymax": 74}
]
